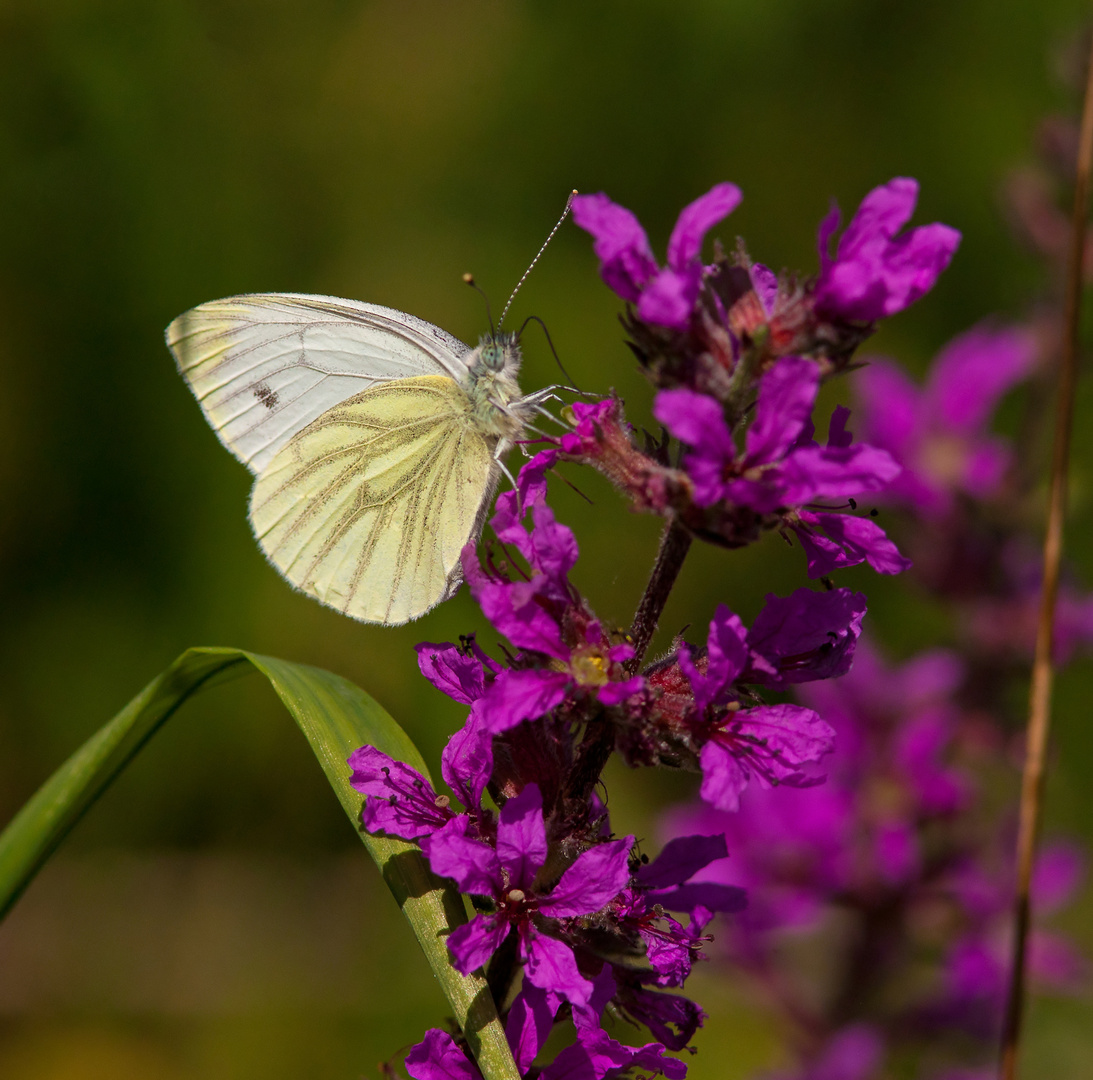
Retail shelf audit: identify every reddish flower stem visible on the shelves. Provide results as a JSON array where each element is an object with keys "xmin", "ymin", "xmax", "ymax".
[
  {"xmin": 626, "ymin": 516, "xmax": 693, "ymax": 673},
  {"xmin": 998, "ymin": 32, "xmax": 1093, "ymax": 1080}
]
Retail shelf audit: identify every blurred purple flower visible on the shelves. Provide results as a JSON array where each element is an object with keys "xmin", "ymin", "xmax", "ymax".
[
  {"xmin": 854, "ymin": 323, "xmax": 1038, "ymax": 515},
  {"xmin": 767, "ymin": 1025, "xmax": 885, "ymax": 1080}
]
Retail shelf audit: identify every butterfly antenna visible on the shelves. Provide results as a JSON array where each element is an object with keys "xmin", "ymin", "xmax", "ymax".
[
  {"xmin": 517, "ymin": 313, "xmax": 581, "ymax": 391},
  {"xmin": 462, "ymin": 273, "xmax": 496, "ymax": 339},
  {"xmin": 498, "ymin": 189, "xmax": 578, "ymax": 330}
]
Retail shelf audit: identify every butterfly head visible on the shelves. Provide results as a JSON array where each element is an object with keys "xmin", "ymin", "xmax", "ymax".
[{"xmin": 476, "ymin": 330, "xmax": 521, "ymax": 374}]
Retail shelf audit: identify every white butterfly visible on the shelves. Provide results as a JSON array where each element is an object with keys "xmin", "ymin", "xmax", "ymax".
[{"xmin": 167, "ymin": 293, "xmax": 551, "ymax": 625}]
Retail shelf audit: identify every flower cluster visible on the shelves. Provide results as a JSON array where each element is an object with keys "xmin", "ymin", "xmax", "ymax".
[
  {"xmin": 560, "ymin": 179, "xmax": 956, "ymax": 577},
  {"xmin": 343, "ymin": 175, "xmax": 966, "ymax": 1078}
]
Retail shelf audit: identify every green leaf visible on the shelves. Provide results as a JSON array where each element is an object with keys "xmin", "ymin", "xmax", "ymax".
[{"xmin": 0, "ymin": 647, "xmax": 519, "ymax": 1080}]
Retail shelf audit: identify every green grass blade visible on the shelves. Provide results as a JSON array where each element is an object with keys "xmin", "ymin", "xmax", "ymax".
[{"xmin": 0, "ymin": 646, "xmax": 519, "ymax": 1080}]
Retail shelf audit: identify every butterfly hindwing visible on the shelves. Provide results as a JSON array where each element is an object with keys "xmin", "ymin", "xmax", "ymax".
[
  {"xmin": 248, "ymin": 374, "xmax": 496, "ymax": 625},
  {"xmin": 167, "ymin": 293, "xmax": 473, "ymax": 475}
]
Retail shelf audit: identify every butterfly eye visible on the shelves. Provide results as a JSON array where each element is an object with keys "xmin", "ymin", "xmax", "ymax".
[{"xmin": 481, "ymin": 342, "xmax": 507, "ymax": 371}]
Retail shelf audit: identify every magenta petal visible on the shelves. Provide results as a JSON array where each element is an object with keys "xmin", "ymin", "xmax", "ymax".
[
  {"xmin": 680, "ymin": 604, "xmax": 749, "ymax": 712},
  {"xmin": 637, "ymin": 266, "xmax": 701, "ymax": 329},
  {"xmin": 405, "ymin": 1029, "xmax": 480, "ymax": 1080},
  {"xmin": 667, "ymin": 181, "xmax": 743, "ymax": 268},
  {"xmin": 541, "ymin": 837, "xmax": 634, "ymax": 917},
  {"xmin": 745, "ymin": 587, "xmax": 867, "ymax": 686},
  {"xmin": 505, "ymin": 983, "xmax": 559, "ymax": 1072},
  {"xmin": 440, "ymin": 716, "xmax": 494, "ymax": 812},
  {"xmin": 750, "ymin": 262, "xmax": 779, "ymax": 316},
  {"xmin": 415, "ymin": 642, "xmax": 486, "ymax": 704},
  {"xmin": 596, "ymin": 675, "xmax": 644, "ymax": 706},
  {"xmin": 497, "ymin": 783, "xmax": 548, "ymax": 891},
  {"xmin": 698, "ymin": 740, "xmax": 750, "ymax": 812},
  {"xmin": 839, "ymin": 177, "xmax": 919, "ymax": 258},
  {"xmin": 528, "ymin": 503, "xmax": 580, "ymax": 586},
  {"xmin": 521, "ymin": 926, "xmax": 593, "ymax": 1007},
  {"xmin": 570, "ymin": 192, "xmax": 659, "ymax": 302},
  {"xmin": 447, "ymin": 913, "xmax": 510, "ymax": 975},
  {"xmin": 654, "ymin": 388, "xmax": 735, "ymax": 458},
  {"xmin": 783, "ymin": 443, "xmax": 902, "ymax": 500},
  {"xmin": 816, "ymin": 178, "xmax": 960, "ymax": 321},
  {"xmin": 925, "ymin": 323, "xmax": 1038, "ymax": 433},
  {"xmin": 419, "ymin": 816, "xmax": 501, "ymax": 896},
  {"xmin": 812, "ymin": 512, "xmax": 912, "ymax": 576},
  {"xmin": 746, "ymin": 357, "xmax": 819, "ymax": 464},
  {"xmin": 637, "ymin": 834, "xmax": 729, "ymax": 888},
  {"xmin": 738, "ymin": 702, "xmax": 836, "ymax": 768},
  {"xmin": 854, "ymin": 359, "xmax": 923, "ymax": 459},
  {"xmin": 478, "ymin": 668, "xmax": 571, "ymax": 734},
  {"xmin": 348, "ymin": 746, "xmax": 450, "ymax": 840}
]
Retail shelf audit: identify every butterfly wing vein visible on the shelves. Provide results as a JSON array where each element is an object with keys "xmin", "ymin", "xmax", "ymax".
[{"xmin": 249, "ymin": 375, "xmax": 496, "ymax": 625}]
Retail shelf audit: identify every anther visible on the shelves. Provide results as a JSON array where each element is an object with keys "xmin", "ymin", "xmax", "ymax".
[
  {"xmin": 434, "ymin": 795, "xmax": 451, "ymax": 809},
  {"xmin": 506, "ymin": 888, "xmax": 526, "ymax": 904}
]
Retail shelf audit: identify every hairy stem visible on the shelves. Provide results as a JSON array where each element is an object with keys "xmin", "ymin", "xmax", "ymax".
[
  {"xmin": 626, "ymin": 516, "xmax": 693, "ymax": 673},
  {"xmin": 999, "ymin": 32, "xmax": 1093, "ymax": 1080}
]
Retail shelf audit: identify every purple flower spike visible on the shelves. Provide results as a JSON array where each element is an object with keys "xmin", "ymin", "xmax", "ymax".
[
  {"xmin": 815, "ymin": 177, "xmax": 961, "ymax": 323},
  {"xmin": 573, "ymin": 183, "xmax": 742, "ymax": 330}
]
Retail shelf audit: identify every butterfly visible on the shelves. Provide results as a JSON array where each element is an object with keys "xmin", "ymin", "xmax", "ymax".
[{"xmin": 167, "ymin": 293, "xmax": 553, "ymax": 625}]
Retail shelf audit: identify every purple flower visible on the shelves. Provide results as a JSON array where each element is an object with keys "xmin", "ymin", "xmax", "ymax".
[
  {"xmin": 614, "ymin": 834, "xmax": 745, "ymax": 986},
  {"xmin": 743, "ymin": 587, "xmax": 868, "ymax": 687},
  {"xmin": 404, "ymin": 1028, "xmax": 481, "ymax": 1080},
  {"xmin": 789, "ymin": 508, "xmax": 912, "ymax": 578},
  {"xmin": 815, "ymin": 177, "xmax": 961, "ymax": 322},
  {"xmin": 612, "ymin": 969, "xmax": 707, "ymax": 1053},
  {"xmin": 655, "ymin": 357, "xmax": 900, "ymax": 514},
  {"xmin": 696, "ymin": 703, "xmax": 835, "ymax": 813},
  {"xmin": 347, "ymin": 746, "xmax": 458, "ymax": 840},
  {"xmin": 677, "ymin": 605, "xmax": 836, "ymax": 812},
  {"xmin": 420, "ymin": 783, "xmax": 633, "ymax": 1007},
  {"xmin": 407, "ymin": 974, "xmax": 688, "ymax": 1080},
  {"xmin": 572, "ymin": 183, "xmax": 743, "ymax": 330},
  {"xmin": 854, "ymin": 323, "xmax": 1038, "ymax": 515},
  {"xmin": 541, "ymin": 969, "xmax": 688, "ymax": 1080},
  {"xmin": 768, "ymin": 1025, "xmax": 885, "ymax": 1080}
]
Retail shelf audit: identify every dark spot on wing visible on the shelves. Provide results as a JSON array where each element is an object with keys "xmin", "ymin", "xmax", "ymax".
[{"xmin": 254, "ymin": 383, "xmax": 279, "ymax": 410}]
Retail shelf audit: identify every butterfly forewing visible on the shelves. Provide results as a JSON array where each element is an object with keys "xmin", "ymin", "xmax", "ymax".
[
  {"xmin": 167, "ymin": 293, "xmax": 472, "ymax": 475},
  {"xmin": 249, "ymin": 375, "xmax": 496, "ymax": 625}
]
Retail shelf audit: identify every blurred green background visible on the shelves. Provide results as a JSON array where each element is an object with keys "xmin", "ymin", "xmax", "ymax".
[{"xmin": 2, "ymin": 0, "xmax": 1093, "ymax": 1076}]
